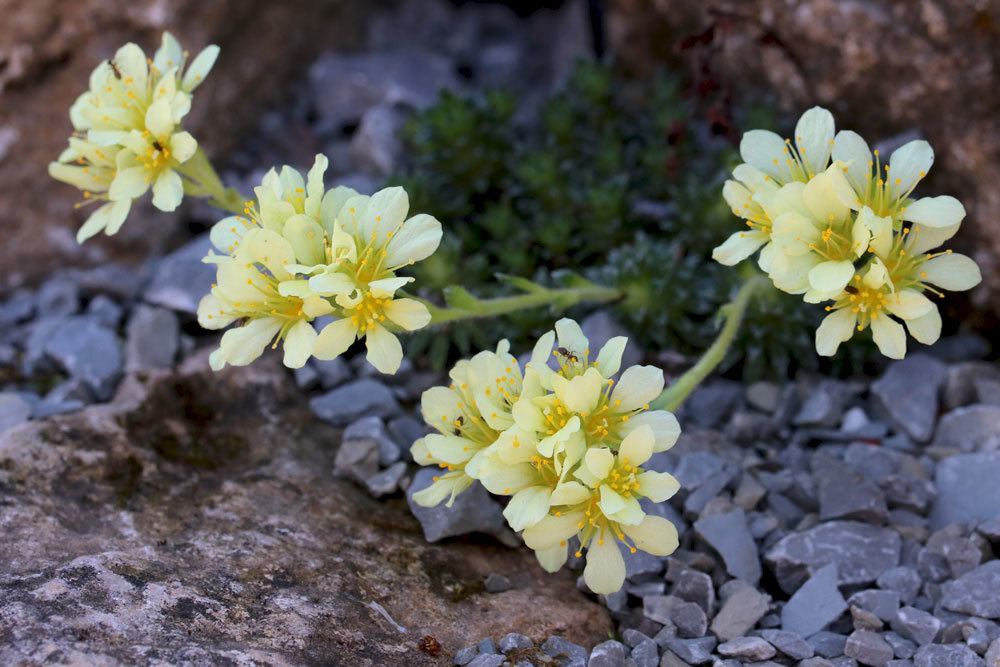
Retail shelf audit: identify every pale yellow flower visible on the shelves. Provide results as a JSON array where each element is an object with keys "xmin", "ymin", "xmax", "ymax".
[
  {"xmin": 310, "ymin": 186, "xmax": 442, "ymax": 374},
  {"xmin": 107, "ymin": 100, "xmax": 197, "ymax": 212},
  {"xmin": 766, "ymin": 163, "xmax": 871, "ymax": 301},
  {"xmin": 522, "ymin": 426, "xmax": 680, "ymax": 594},
  {"xmin": 714, "ymin": 107, "xmax": 836, "ymax": 268},
  {"xmin": 53, "ymin": 32, "xmax": 219, "ymax": 238},
  {"xmin": 514, "ymin": 318, "xmax": 680, "ymax": 454},
  {"xmin": 817, "ymin": 209, "xmax": 981, "ymax": 359},
  {"xmin": 411, "ymin": 342, "xmax": 519, "ymax": 507},
  {"xmin": 197, "ymin": 228, "xmax": 332, "ymax": 370},
  {"xmin": 48, "ymin": 138, "xmax": 131, "ymax": 242}
]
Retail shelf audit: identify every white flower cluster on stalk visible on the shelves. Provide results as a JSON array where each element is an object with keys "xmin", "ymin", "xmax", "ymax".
[
  {"xmin": 411, "ymin": 319, "xmax": 681, "ymax": 594},
  {"xmin": 49, "ymin": 33, "xmax": 219, "ymax": 241},
  {"xmin": 713, "ymin": 107, "xmax": 981, "ymax": 359},
  {"xmin": 197, "ymin": 156, "xmax": 442, "ymax": 374}
]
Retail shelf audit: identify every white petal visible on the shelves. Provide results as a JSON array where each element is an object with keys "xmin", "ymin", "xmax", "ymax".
[
  {"xmin": 181, "ymin": 45, "xmax": 220, "ymax": 92},
  {"xmin": 197, "ymin": 293, "xmax": 235, "ymax": 330},
  {"xmin": 802, "ymin": 170, "xmax": 849, "ymax": 223},
  {"xmin": 109, "ymin": 166, "xmax": 149, "ymax": 201},
  {"xmin": 549, "ymin": 481, "xmax": 592, "ymax": 506},
  {"xmin": 621, "ymin": 515, "xmax": 679, "ymax": 557},
  {"xmin": 637, "ymin": 471, "xmax": 680, "ymax": 503},
  {"xmin": 145, "ymin": 98, "xmax": 174, "ymax": 139},
  {"xmin": 598, "ymin": 485, "xmax": 627, "ymax": 517},
  {"xmin": 884, "ymin": 289, "xmax": 934, "ymax": 320},
  {"xmin": 75, "ymin": 202, "xmax": 113, "ymax": 243},
  {"xmin": 210, "ymin": 215, "xmax": 254, "ymax": 253},
  {"xmin": 761, "ymin": 180, "xmax": 809, "ymax": 220},
  {"xmin": 552, "ymin": 368, "xmax": 603, "ymax": 415},
  {"xmin": 583, "ymin": 533, "xmax": 626, "ymax": 594},
  {"xmin": 723, "ymin": 180, "xmax": 753, "ymax": 214},
  {"xmin": 595, "ymin": 336, "xmax": 627, "ymax": 377},
  {"xmin": 523, "ymin": 511, "xmax": 584, "ymax": 551},
  {"xmin": 368, "ymin": 276, "xmax": 413, "ymax": 294},
  {"xmin": 283, "ymin": 214, "xmax": 327, "ymax": 266},
  {"xmin": 871, "ymin": 315, "xmax": 907, "ymax": 359},
  {"xmin": 96, "ymin": 199, "xmax": 128, "ymax": 236},
  {"xmin": 832, "ymin": 130, "xmax": 873, "ymax": 195},
  {"xmin": 908, "ymin": 223, "xmax": 960, "ymax": 255},
  {"xmin": 383, "ymin": 298, "xmax": 431, "ymax": 331},
  {"xmin": 242, "ymin": 228, "xmax": 295, "ymax": 281},
  {"xmin": 815, "ymin": 308, "xmax": 857, "ymax": 357},
  {"xmin": 712, "ymin": 230, "xmax": 768, "ymax": 266},
  {"xmin": 921, "ymin": 253, "xmax": 981, "ymax": 291},
  {"xmin": 152, "ymin": 169, "xmax": 183, "ymax": 212},
  {"xmin": 154, "ymin": 32, "xmax": 183, "ymax": 73},
  {"xmin": 421, "ymin": 386, "xmax": 463, "ymax": 430},
  {"xmin": 794, "ymin": 106, "xmax": 835, "ymax": 176},
  {"xmin": 740, "ymin": 129, "xmax": 792, "ymax": 183},
  {"xmin": 278, "ymin": 166, "xmax": 305, "ymax": 199},
  {"xmin": 320, "ymin": 185, "xmax": 360, "ymax": 234},
  {"xmin": 620, "ymin": 410, "xmax": 680, "ymax": 452},
  {"xmin": 555, "ymin": 318, "xmax": 590, "ymax": 357},
  {"xmin": 535, "ymin": 545, "xmax": 568, "ymax": 573},
  {"xmin": 304, "ymin": 154, "xmax": 329, "ymax": 217},
  {"xmin": 732, "ymin": 163, "xmax": 773, "ymax": 191},
  {"xmin": 808, "ymin": 260, "xmax": 855, "ymax": 295},
  {"xmin": 503, "ymin": 487, "xmax": 552, "ymax": 531},
  {"xmin": 906, "ymin": 307, "xmax": 942, "ymax": 345},
  {"xmin": 530, "ymin": 331, "xmax": 555, "ymax": 368},
  {"xmin": 364, "ymin": 323, "xmax": 403, "ymax": 374},
  {"xmin": 425, "ymin": 434, "xmax": 477, "ymax": 465},
  {"xmin": 314, "ymin": 318, "xmax": 358, "ymax": 360},
  {"xmin": 902, "ymin": 195, "xmax": 965, "ymax": 228},
  {"xmin": 858, "ymin": 206, "xmax": 892, "ymax": 257},
  {"xmin": 618, "ymin": 425, "xmax": 654, "ymax": 466},
  {"xmin": 584, "ymin": 448, "xmax": 614, "ymax": 482},
  {"xmin": 385, "ymin": 214, "xmax": 442, "ymax": 268},
  {"xmin": 610, "ymin": 366, "xmax": 664, "ymax": 412},
  {"xmin": 114, "ymin": 43, "xmax": 148, "ymax": 90},
  {"xmin": 362, "ymin": 186, "xmax": 408, "ymax": 243},
  {"xmin": 282, "ymin": 320, "xmax": 316, "ymax": 369},
  {"xmin": 888, "ymin": 140, "xmax": 933, "ymax": 200},
  {"xmin": 169, "ymin": 131, "xmax": 197, "ymax": 164},
  {"xmin": 215, "ymin": 318, "xmax": 282, "ymax": 368},
  {"xmin": 309, "ymin": 272, "xmax": 355, "ymax": 295}
]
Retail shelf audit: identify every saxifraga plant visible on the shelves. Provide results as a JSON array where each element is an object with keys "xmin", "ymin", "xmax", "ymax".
[{"xmin": 398, "ymin": 61, "xmax": 862, "ymax": 379}]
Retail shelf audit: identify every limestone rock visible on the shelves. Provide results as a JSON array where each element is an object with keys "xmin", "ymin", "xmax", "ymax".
[
  {"xmin": 766, "ymin": 521, "xmax": 901, "ymax": 593},
  {"xmin": 0, "ymin": 354, "xmax": 610, "ymax": 664}
]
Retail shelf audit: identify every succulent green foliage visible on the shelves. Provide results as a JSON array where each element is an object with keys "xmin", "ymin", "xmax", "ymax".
[{"xmin": 396, "ymin": 61, "xmax": 871, "ymax": 379}]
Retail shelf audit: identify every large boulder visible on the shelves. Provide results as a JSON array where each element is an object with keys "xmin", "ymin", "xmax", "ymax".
[
  {"xmin": 0, "ymin": 0, "xmax": 378, "ymax": 290},
  {"xmin": 609, "ymin": 0, "xmax": 1000, "ymax": 317},
  {"xmin": 0, "ymin": 352, "xmax": 610, "ymax": 664}
]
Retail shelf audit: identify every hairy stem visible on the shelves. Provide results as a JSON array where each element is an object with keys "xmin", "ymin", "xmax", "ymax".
[
  {"xmin": 651, "ymin": 275, "xmax": 771, "ymax": 412},
  {"xmin": 178, "ymin": 147, "xmax": 248, "ymax": 216},
  {"xmin": 424, "ymin": 283, "xmax": 621, "ymax": 325}
]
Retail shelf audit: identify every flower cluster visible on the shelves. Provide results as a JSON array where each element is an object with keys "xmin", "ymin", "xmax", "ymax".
[
  {"xmin": 48, "ymin": 32, "xmax": 219, "ymax": 242},
  {"xmin": 713, "ymin": 107, "xmax": 982, "ymax": 359},
  {"xmin": 197, "ymin": 155, "xmax": 442, "ymax": 374},
  {"xmin": 411, "ymin": 319, "xmax": 681, "ymax": 594}
]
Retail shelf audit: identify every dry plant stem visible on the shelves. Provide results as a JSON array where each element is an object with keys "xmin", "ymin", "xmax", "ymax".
[
  {"xmin": 651, "ymin": 275, "xmax": 771, "ymax": 412},
  {"xmin": 424, "ymin": 284, "xmax": 622, "ymax": 325}
]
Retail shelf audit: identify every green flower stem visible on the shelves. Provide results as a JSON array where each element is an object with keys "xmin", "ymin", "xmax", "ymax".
[
  {"xmin": 423, "ymin": 282, "xmax": 622, "ymax": 325},
  {"xmin": 650, "ymin": 274, "xmax": 771, "ymax": 412},
  {"xmin": 178, "ymin": 147, "xmax": 248, "ymax": 216}
]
